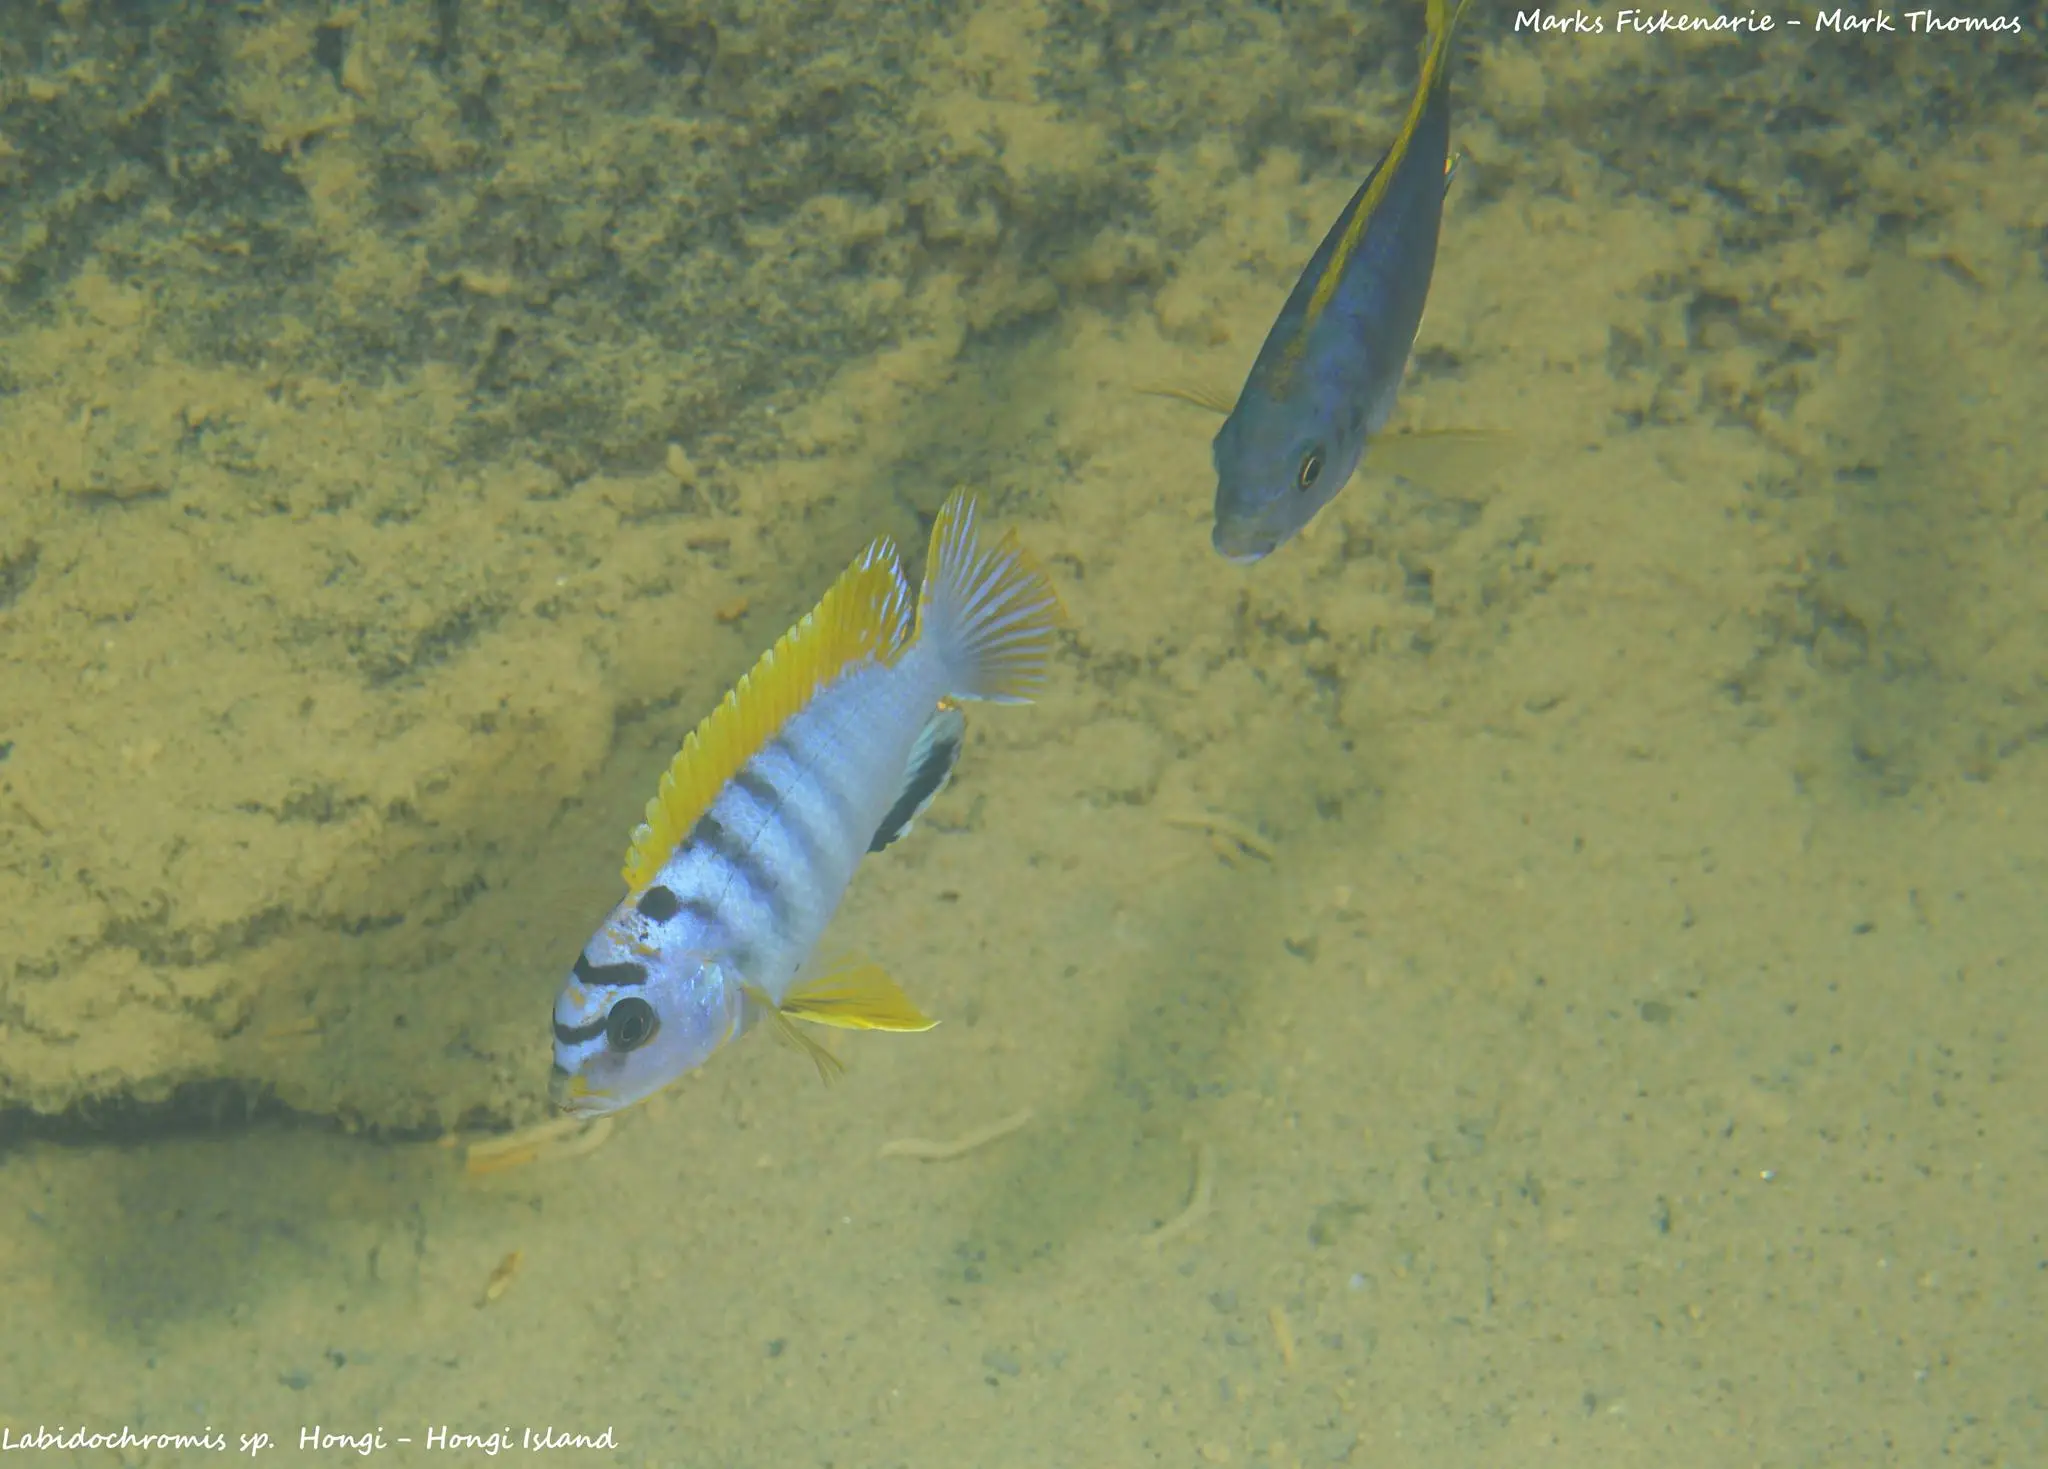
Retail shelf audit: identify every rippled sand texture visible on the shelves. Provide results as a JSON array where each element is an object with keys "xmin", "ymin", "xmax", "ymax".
[{"xmin": 2, "ymin": 2, "xmax": 2043, "ymax": 1464}]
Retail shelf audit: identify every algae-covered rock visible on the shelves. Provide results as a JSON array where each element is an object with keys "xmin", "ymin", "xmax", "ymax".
[{"xmin": 0, "ymin": 1, "xmax": 2041, "ymax": 1131}]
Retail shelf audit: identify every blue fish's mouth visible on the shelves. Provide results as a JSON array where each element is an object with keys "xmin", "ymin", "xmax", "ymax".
[{"xmin": 1212, "ymin": 522, "xmax": 1275, "ymax": 565}]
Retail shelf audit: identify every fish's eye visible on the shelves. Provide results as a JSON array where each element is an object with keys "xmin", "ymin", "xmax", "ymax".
[
  {"xmin": 605, "ymin": 997, "xmax": 659, "ymax": 1052},
  {"xmin": 1296, "ymin": 448, "xmax": 1325, "ymax": 493}
]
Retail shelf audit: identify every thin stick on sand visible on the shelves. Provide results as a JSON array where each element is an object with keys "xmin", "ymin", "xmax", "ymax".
[
  {"xmin": 1162, "ymin": 810, "xmax": 1277, "ymax": 864},
  {"xmin": 462, "ymin": 1115, "xmax": 615, "ymax": 1175},
  {"xmin": 878, "ymin": 1108, "xmax": 1035, "ymax": 1161}
]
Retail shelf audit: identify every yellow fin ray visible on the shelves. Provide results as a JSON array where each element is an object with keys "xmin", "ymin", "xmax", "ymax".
[{"xmin": 622, "ymin": 543, "xmax": 912, "ymax": 891}]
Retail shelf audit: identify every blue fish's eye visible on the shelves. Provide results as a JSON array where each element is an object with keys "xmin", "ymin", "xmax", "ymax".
[
  {"xmin": 605, "ymin": 997, "xmax": 660, "ymax": 1052},
  {"xmin": 1296, "ymin": 448, "xmax": 1325, "ymax": 493}
]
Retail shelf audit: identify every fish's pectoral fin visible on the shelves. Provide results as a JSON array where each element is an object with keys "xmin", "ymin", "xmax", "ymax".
[
  {"xmin": 781, "ymin": 962, "xmax": 939, "ymax": 1034},
  {"xmin": 1391, "ymin": 426, "xmax": 1509, "ymax": 445},
  {"xmin": 744, "ymin": 982, "xmax": 848, "ymax": 1083},
  {"xmin": 1136, "ymin": 381, "xmax": 1238, "ymax": 417},
  {"xmin": 1369, "ymin": 425, "xmax": 1515, "ymax": 487},
  {"xmin": 869, "ymin": 702, "xmax": 966, "ymax": 852}
]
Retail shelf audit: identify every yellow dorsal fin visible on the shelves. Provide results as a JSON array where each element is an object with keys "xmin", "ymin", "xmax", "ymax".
[
  {"xmin": 622, "ymin": 542, "xmax": 912, "ymax": 890},
  {"xmin": 1299, "ymin": 0, "xmax": 1470, "ymax": 333}
]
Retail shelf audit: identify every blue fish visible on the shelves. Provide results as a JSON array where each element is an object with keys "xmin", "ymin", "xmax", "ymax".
[{"xmin": 1212, "ymin": 0, "xmax": 1470, "ymax": 563}]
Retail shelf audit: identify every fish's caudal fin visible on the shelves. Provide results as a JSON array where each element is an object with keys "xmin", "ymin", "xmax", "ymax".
[{"xmin": 915, "ymin": 489, "xmax": 1065, "ymax": 705}]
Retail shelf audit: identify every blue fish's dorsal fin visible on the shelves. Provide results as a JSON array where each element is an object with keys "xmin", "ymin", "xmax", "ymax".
[{"xmin": 1297, "ymin": 0, "xmax": 1471, "ymax": 338}]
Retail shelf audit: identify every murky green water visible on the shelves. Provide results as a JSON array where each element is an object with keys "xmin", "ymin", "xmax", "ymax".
[{"xmin": 2, "ymin": 2, "xmax": 2043, "ymax": 1464}]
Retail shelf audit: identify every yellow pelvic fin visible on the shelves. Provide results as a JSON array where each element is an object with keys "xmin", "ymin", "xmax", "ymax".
[
  {"xmin": 781, "ymin": 961, "xmax": 939, "ymax": 1034},
  {"xmin": 623, "ymin": 542, "xmax": 913, "ymax": 890},
  {"xmin": 1300, "ymin": 0, "xmax": 1471, "ymax": 333},
  {"xmin": 1137, "ymin": 381, "xmax": 1237, "ymax": 416}
]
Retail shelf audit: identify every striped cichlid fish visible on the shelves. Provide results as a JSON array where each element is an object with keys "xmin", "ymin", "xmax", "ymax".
[
  {"xmin": 549, "ymin": 490, "xmax": 1063, "ymax": 1116},
  {"xmin": 1211, "ymin": 0, "xmax": 1471, "ymax": 563}
]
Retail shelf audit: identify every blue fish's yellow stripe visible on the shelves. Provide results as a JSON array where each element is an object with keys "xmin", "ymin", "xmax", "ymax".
[{"xmin": 1296, "ymin": 0, "xmax": 1470, "ymax": 339}]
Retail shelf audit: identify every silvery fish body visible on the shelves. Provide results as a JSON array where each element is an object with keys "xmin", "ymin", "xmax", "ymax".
[
  {"xmin": 1212, "ymin": 0, "xmax": 1466, "ymax": 563},
  {"xmin": 549, "ymin": 492, "xmax": 1062, "ymax": 1117}
]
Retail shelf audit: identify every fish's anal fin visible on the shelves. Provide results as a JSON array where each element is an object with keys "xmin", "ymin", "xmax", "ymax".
[
  {"xmin": 622, "ymin": 541, "xmax": 913, "ymax": 891},
  {"xmin": 781, "ymin": 962, "xmax": 938, "ymax": 1034},
  {"xmin": 870, "ymin": 702, "xmax": 967, "ymax": 853},
  {"xmin": 1368, "ymin": 425, "xmax": 1515, "ymax": 488}
]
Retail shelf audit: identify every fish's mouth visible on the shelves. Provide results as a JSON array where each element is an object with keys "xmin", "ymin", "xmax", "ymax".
[
  {"xmin": 548, "ymin": 1064, "xmax": 611, "ymax": 1116},
  {"xmin": 1212, "ymin": 526, "xmax": 1275, "ymax": 565}
]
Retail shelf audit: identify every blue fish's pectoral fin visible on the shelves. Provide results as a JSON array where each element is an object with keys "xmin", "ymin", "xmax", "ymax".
[
  {"xmin": 1444, "ymin": 147, "xmax": 1465, "ymax": 196},
  {"xmin": 1139, "ymin": 381, "xmax": 1239, "ymax": 417},
  {"xmin": 870, "ymin": 703, "xmax": 966, "ymax": 853},
  {"xmin": 1368, "ymin": 426, "xmax": 1515, "ymax": 486}
]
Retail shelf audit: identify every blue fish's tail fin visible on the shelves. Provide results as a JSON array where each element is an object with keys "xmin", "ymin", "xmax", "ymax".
[{"xmin": 915, "ymin": 490, "xmax": 1066, "ymax": 706}]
